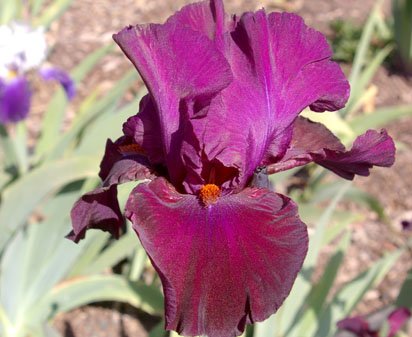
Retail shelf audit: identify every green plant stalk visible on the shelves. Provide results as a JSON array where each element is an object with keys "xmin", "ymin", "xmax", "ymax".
[
  {"xmin": 348, "ymin": 0, "xmax": 385, "ymax": 88},
  {"xmin": 0, "ymin": 0, "xmax": 23, "ymax": 24},
  {"xmin": 392, "ymin": 0, "xmax": 412, "ymax": 74}
]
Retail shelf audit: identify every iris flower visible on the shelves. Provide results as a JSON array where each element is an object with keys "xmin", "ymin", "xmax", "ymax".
[
  {"xmin": 69, "ymin": 1, "xmax": 395, "ymax": 336},
  {"xmin": 0, "ymin": 22, "xmax": 75, "ymax": 124},
  {"xmin": 337, "ymin": 307, "xmax": 411, "ymax": 337}
]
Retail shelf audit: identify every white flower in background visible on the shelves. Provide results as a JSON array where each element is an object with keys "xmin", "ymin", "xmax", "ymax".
[
  {"xmin": 0, "ymin": 23, "xmax": 47, "ymax": 78},
  {"xmin": 0, "ymin": 22, "xmax": 74, "ymax": 124}
]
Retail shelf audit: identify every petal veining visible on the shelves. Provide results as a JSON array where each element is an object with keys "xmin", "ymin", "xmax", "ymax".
[
  {"xmin": 113, "ymin": 20, "xmax": 233, "ymax": 186},
  {"xmin": 183, "ymin": 10, "xmax": 350, "ymax": 189},
  {"xmin": 126, "ymin": 177, "xmax": 308, "ymax": 337}
]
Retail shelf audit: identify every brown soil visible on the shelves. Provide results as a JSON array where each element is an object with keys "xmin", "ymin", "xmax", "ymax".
[{"xmin": 37, "ymin": 0, "xmax": 412, "ymax": 336}]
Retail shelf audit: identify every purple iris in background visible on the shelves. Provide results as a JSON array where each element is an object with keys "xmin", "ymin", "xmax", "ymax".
[
  {"xmin": 337, "ymin": 307, "xmax": 411, "ymax": 337},
  {"xmin": 0, "ymin": 22, "xmax": 75, "ymax": 124},
  {"xmin": 69, "ymin": 0, "xmax": 395, "ymax": 336}
]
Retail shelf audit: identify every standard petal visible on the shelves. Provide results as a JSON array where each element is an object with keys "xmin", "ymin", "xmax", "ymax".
[
  {"xmin": 113, "ymin": 20, "xmax": 233, "ymax": 186},
  {"xmin": 126, "ymin": 177, "xmax": 308, "ymax": 337},
  {"xmin": 267, "ymin": 117, "xmax": 395, "ymax": 180},
  {"xmin": 167, "ymin": 0, "xmax": 229, "ymax": 43},
  {"xmin": 0, "ymin": 76, "xmax": 31, "ymax": 123},
  {"xmin": 39, "ymin": 67, "xmax": 76, "ymax": 100},
  {"xmin": 184, "ymin": 11, "xmax": 349, "ymax": 190},
  {"xmin": 67, "ymin": 185, "xmax": 123, "ymax": 243}
]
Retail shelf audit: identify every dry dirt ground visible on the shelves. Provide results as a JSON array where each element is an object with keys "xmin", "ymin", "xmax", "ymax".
[{"xmin": 41, "ymin": 0, "xmax": 412, "ymax": 336}]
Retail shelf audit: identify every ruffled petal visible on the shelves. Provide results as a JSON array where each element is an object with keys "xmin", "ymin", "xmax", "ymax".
[
  {"xmin": 122, "ymin": 95, "xmax": 165, "ymax": 166},
  {"xmin": 167, "ymin": 0, "xmax": 229, "ymax": 43},
  {"xmin": 0, "ymin": 76, "xmax": 31, "ymax": 123},
  {"xmin": 113, "ymin": 19, "xmax": 233, "ymax": 186},
  {"xmin": 183, "ymin": 11, "xmax": 349, "ymax": 190},
  {"xmin": 67, "ymin": 185, "xmax": 122, "ymax": 243},
  {"xmin": 99, "ymin": 137, "xmax": 153, "ymax": 185},
  {"xmin": 39, "ymin": 67, "xmax": 76, "ymax": 100},
  {"xmin": 125, "ymin": 177, "xmax": 308, "ymax": 337},
  {"xmin": 317, "ymin": 129, "xmax": 395, "ymax": 179},
  {"xmin": 68, "ymin": 136, "xmax": 153, "ymax": 243},
  {"xmin": 267, "ymin": 117, "xmax": 395, "ymax": 180}
]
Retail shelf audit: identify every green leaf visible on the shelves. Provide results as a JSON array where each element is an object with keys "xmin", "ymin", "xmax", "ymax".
[
  {"xmin": 30, "ymin": 0, "xmax": 47, "ymax": 16},
  {"xmin": 0, "ymin": 230, "xmax": 27, "ymax": 323},
  {"xmin": 0, "ymin": 125, "xmax": 17, "ymax": 170},
  {"xmin": 16, "ymin": 193, "xmax": 81, "ymax": 312},
  {"xmin": 0, "ymin": 190, "xmax": 85, "ymax": 334},
  {"xmin": 129, "ymin": 244, "xmax": 148, "ymax": 282},
  {"xmin": 349, "ymin": 104, "xmax": 412, "ymax": 134},
  {"xmin": 12, "ymin": 120, "xmax": 29, "ymax": 175},
  {"xmin": 396, "ymin": 268, "xmax": 412, "ymax": 308},
  {"xmin": 316, "ymin": 248, "xmax": 403, "ymax": 337},
  {"xmin": 303, "ymin": 181, "xmax": 352, "ymax": 273},
  {"xmin": 85, "ymin": 230, "xmax": 138, "ymax": 275},
  {"xmin": 276, "ymin": 181, "xmax": 351, "ymax": 336},
  {"xmin": 310, "ymin": 182, "xmax": 386, "ymax": 220},
  {"xmin": 0, "ymin": 156, "xmax": 99, "ymax": 252},
  {"xmin": 253, "ymin": 314, "xmax": 277, "ymax": 337},
  {"xmin": 33, "ymin": 0, "xmax": 74, "ymax": 29},
  {"xmin": 71, "ymin": 44, "xmax": 115, "ymax": 83},
  {"xmin": 392, "ymin": 0, "xmax": 412, "ymax": 73},
  {"xmin": 348, "ymin": 0, "xmax": 385, "ymax": 90},
  {"xmin": 74, "ymin": 100, "xmax": 138, "ymax": 156},
  {"xmin": 149, "ymin": 321, "xmax": 167, "ymax": 337},
  {"xmin": 31, "ymin": 275, "xmax": 164, "ymax": 323},
  {"xmin": 35, "ymin": 44, "xmax": 114, "ymax": 160},
  {"xmin": 345, "ymin": 44, "xmax": 393, "ymax": 117},
  {"xmin": 321, "ymin": 214, "xmax": 359, "ymax": 246},
  {"xmin": 292, "ymin": 232, "xmax": 351, "ymax": 337},
  {"xmin": 67, "ymin": 231, "xmax": 110, "ymax": 277},
  {"xmin": 43, "ymin": 70, "xmax": 136, "ymax": 161},
  {"xmin": 0, "ymin": 0, "xmax": 23, "ymax": 24}
]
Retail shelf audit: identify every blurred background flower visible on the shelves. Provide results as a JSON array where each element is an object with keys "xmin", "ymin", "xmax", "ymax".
[{"xmin": 0, "ymin": 21, "xmax": 74, "ymax": 124}]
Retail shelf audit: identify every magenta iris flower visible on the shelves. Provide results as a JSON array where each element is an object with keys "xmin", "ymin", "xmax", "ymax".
[{"xmin": 68, "ymin": 1, "xmax": 395, "ymax": 336}]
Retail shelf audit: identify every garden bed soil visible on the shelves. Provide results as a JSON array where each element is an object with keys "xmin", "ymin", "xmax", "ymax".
[{"xmin": 36, "ymin": 0, "xmax": 412, "ymax": 336}]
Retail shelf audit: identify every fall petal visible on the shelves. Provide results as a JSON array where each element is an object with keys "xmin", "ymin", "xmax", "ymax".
[
  {"xmin": 67, "ymin": 185, "xmax": 123, "ymax": 243},
  {"xmin": 68, "ymin": 136, "xmax": 152, "ymax": 243},
  {"xmin": 39, "ymin": 67, "xmax": 76, "ymax": 100},
  {"xmin": 126, "ymin": 177, "xmax": 308, "ymax": 337},
  {"xmin": 0, "ymin": 76, "xmax": 31, "ymax": 123},
  {"xmin": 99, "ymin": 137, "xmax": 153, "ymax": 186},
  {"xmin": 267, "ymin": 117, "xmax": 395, "ymax": 180},
  {"xmin": 317, "ymin": 129, "xmax": 395, "ymax": 179}
]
